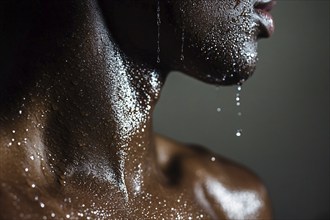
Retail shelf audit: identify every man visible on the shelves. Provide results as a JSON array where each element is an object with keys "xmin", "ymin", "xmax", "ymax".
[{"xmin": 0, "ymin": 0, "xmax": 275, "ymax": 219}]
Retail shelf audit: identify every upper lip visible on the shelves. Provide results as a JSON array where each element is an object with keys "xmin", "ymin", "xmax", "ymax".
[
  {"xmin": 254, "ymin": 0, "xmax": 276, "ymax": 12},
  {"xmin": 254, "ymin": 0, "xmax": 276, "ymax": 38}
]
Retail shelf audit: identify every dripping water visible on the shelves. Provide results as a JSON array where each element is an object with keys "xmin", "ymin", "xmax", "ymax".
[
  {"xmin": 156, "ymin": 0, "xmax": 161, "ymax": 63},
  {"xmin": 180, "ymin": 7, "xmax": 185, "ymax": 61},
  {"xmin": 235, "ymin": 83, "xmax": 242, "ymax": 137},
  {"xmin": 181, "ymin": 25, "xmax": 185, "ymax": 61}
]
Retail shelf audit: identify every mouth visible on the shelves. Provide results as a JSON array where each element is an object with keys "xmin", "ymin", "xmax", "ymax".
[{"xmin": 254, "ymin": 0, "xmax": 276, "ymax": 38}]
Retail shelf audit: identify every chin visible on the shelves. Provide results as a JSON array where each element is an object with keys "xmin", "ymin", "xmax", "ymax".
[
  {"xmin": 200, "ymin": 65, "xmax": 256, "ymax": 86},
  {"xmin": 180, "ymin": 28, "xmax": 260, "ymax": 86},
  {"xmin": 183, "ymin": 48, "xmax": 258, "ymax": 86}
]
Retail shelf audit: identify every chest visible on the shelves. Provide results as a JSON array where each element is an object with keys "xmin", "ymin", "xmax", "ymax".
[{"xmin": 1, "ymin": 180, "xmax": 210, "ymax": 219}]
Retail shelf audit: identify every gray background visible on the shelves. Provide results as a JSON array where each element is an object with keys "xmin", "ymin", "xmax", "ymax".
[{"xmin": 154, "ymin": 1, "xmax": 330, "ymax": 219}]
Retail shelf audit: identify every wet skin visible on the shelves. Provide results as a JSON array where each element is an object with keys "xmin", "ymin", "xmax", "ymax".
[{"xmin": 0, "ymin": 0, "xmax": 274, "ymax": 219}]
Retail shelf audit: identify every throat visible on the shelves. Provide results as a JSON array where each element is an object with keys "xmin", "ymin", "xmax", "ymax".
[
  {"xmin": 0, "ymin": 0, "xmax": 164, "ymax": 199},
  {"xmin": 42, "ymin": 62, "xmax": 162, "ymax": 198},
  {"xmin": 0, "ymin": 57, "xmax": 163, "ymax": 200}
]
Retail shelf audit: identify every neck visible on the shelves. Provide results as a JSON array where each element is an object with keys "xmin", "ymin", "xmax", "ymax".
[{"xmin": 0, "ymin": 0, "xmax": 164, "ymax": 199}]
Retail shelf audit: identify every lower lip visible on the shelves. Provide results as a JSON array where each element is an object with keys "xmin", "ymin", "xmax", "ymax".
[{"xmin": 256, "ymin": 9, "xmax": 275, "ymax": 37}]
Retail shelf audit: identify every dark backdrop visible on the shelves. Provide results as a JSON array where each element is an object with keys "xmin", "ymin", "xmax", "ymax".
[{"xmin": 154, "ymin": 1, "xmax": 330, "ymax": 219}]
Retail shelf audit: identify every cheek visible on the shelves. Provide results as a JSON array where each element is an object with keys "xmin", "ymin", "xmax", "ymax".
[{"xmin": 178, "ymin": 1, "xmax": 259, "ymax": 85}]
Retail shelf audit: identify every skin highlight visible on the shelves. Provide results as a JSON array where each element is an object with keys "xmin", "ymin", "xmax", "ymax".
[{"xmin": 0, "ymin": 0, "xmax": 274, "ymax": 219}]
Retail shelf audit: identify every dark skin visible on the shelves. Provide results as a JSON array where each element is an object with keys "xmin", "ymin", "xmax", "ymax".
[{"xmin": 0, "ymin": 0, "xmax": 274, "ymax": 219}]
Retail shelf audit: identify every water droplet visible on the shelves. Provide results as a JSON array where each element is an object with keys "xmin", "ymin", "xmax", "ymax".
[
  {"xmin": 40, "ymin": 202, "xmax": 45, "ymax": 208},
  {"xmin": 236, "ymin": 129, "xmax": 242, "ymax": 137},
  {"xmin": 8, "ymin": 142, "xmax": 12, "ymax": 147},
  {"xmin": 30, "ymin": 155, "xmax": 35, "ymax": 160},
  {"xmin": 51, "ymin": 213, "xmax": 56, "ymax": 218},
  {"xmin": 31, "ymin": 183, "xmax": 36, "ymax": 188},
  {"xmin": 18, "ymin": 110, "xmax": 22, "ymax": 115},
  {"xmin": 12, "ymin": 130, "xmax": 15, "ymax": 134},
  {"xmin": 211, "ymin": 157, "xmax": 216, "ymax": 162},
  {"xmin": 216, "ymin": 107, "xmax": 222, "ymax": 112},
  {"xmin": 66, "ymin": 214, "xmax": 70, "ymax": 219},
  {"xmin": 238, "ymin": 112, "xmax": 242, "ymax": 116},
  {"xmin": 24, "ymin": 168, "xmax": 29, "ymax": 172}
]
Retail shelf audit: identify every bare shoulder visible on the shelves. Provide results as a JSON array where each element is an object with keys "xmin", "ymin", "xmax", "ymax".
[{"xmin": 155, "ymin": 135, "xmax": 272, "ymax": 219}]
